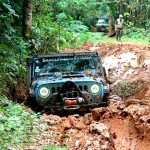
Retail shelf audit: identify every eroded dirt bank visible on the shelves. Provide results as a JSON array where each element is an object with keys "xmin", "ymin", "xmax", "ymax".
[
  {"xmin": 25, "ymin": 43, "xmax": 150, "ymax": 150},
  {"xmin": 37, "ymin": 101, "xmax": 150, "ymax": 150}
]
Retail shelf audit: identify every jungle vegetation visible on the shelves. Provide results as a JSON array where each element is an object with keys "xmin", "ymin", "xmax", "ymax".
[{"xmin": 0, "ymin": 0, "xmax": 149, "ymax": 149}]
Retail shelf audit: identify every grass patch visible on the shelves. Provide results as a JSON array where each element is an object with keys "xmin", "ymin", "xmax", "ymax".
[
  {"xmin": 86, "ymin": 31, "xmax": 149, "ymax": 44},
  {"xmin": 67, "ymin": 29, "xmax": 149, "ymax": 49},
  {"xmin": 122, "ymin": 36, "xmax": 149, "ymax": 44},
  {"xmin": 42, "ymin": 146, "xmax": 68, "ymax": 150},
  {"xmin": 68, "ymin": 32, "xmax": 116, "ymax": 49},
  {"xmin": 87, "ymin": 32, "xmax": 114, "ymax": 44},
  {"xmin": 111, "ymin": 80, "xmax": 145, "ymax": 99}
]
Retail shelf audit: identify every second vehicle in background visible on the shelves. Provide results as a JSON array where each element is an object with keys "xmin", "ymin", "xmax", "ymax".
[{"xmin": 95, "ymin": 18, "xmax": 109, "ymax": 32}]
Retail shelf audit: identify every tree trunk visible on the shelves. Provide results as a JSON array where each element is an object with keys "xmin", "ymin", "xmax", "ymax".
[
  {"xmin": 106, "ymin": 1, "xmax": 118, "ymax": 37},
  {"xmin": 23, "ymin": 0, "xmax": 32, "ymax": 37},
  {"xmin": 109, "ymin": 15, "xmax": 115, "ymax": 37}
]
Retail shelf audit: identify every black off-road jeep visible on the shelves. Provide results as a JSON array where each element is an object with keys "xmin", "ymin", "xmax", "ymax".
[{"xmin": 27, "ymin": 52, "xmax": 109, "ymax": 111}]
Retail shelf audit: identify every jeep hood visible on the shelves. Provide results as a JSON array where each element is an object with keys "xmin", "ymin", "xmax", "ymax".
[{"xmin": 31, "ymin": 74, "xmax": 104, "ymax": 87}]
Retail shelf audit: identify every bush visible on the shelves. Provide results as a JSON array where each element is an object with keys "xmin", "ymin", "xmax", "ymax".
[
  {"xmin": 0, "ymin": 95, "xmax": 40, "ymax": 149},
  {"xmin": 0, "ymin": 36, "xmax": 28, "ymax": 95},
  {"xmin": 124, "ymin": 27, "xmax": 149, "ymax": 41},
  {"xmin": 67, "ymin": 21, "xmax": 89, "ymax": 33},
  {"xmin": 111, "ymin": 81, "xmax": 144, "ymax": 99}
]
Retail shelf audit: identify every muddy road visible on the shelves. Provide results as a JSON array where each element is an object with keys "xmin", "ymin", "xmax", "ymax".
[{"xmin": 24, "ymin": 43, "xmax": 150, "ymax": 150}]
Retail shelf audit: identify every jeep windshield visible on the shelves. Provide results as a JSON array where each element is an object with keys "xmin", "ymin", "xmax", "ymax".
[{"xmin": 33, "ymin": 54, "xmax": 100, "ymax": 77}]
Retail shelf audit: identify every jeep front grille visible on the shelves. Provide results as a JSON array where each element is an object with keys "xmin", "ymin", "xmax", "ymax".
[
  {"xmin": 49, "ymin": 81, "xmax": 100, "ymax": 103},
  {"xmin": 51, "ymin": 85, "xmax": 88, "ymax": 94}
]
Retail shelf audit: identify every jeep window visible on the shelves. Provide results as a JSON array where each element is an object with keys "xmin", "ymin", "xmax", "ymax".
[{"xmin": 33, "ymin": 57, "xmax": 99, "ymax": 77}]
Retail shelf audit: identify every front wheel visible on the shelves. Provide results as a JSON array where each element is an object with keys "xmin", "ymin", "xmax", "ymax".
[{"xmin": 103, "ymin": 93, "xmax": 110, "ymax": 103}]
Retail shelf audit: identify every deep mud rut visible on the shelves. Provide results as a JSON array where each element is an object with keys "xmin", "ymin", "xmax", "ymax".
[
  {"xmin": 104, "ymin": 115, "xmax": 150, "ymax": 150},
  {"xmin": 23, "ymin": 42, "xmax": 150, "ymax": 150}
]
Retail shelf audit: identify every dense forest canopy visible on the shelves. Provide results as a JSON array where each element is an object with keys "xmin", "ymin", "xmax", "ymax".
[{"xmin": 0, "ymin": 0, "xmax": 149, "ymax": 95}]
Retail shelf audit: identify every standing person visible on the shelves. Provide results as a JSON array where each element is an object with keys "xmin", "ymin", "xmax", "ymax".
[{"xmin": 115, "ymin": 14, "xmax": 124, "ymax": 41}]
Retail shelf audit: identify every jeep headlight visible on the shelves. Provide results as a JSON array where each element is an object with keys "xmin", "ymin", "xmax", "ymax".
[
  {"xmin": 39, "ymin": 87, "xmax": 50, "ymax": 98},
  {"xmin": 90, "ymin": 84, "xmax": 100, "ymax": 94}
]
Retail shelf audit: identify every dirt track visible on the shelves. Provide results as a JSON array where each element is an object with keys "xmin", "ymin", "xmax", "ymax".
[{"xmin": 24, "ymin": 43, "xmax": 150, "ymax": 150}]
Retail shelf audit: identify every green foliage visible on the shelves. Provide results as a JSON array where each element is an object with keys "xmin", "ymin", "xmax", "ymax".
[
  {"xmin": 69, "ymin": 32, "xmax": 118, "ymax": 48},
  {"xmin": 0, "ymin": 35, "xmax": 29, "ymax": 94},
  {"xmin": 50, "ymin": 0, "xmax": 108, "ymax": 25},
  {"xmin": 68, "ymin": 21, "xmax": 89, "ymax": 32},
  {"xmin": 32, "ymin": 0, "xmax": 91, "ymax": 53},
  {"xmin": 111, "ymin": 81, "xmax": 144, "ymax": 99},
  {"xmin": 42, "ymin": 146, "xmax": 68, "ymax": 150},
  {"xmin": 2, "ymin": 3, "xmax": 18, "ymax": 17},
  {"xmin": 0, "ymin": 1, "xmax": 29, "ymax": 94},
  {"xmin": 32, "ymin": 16, "xmax": 74, "ymax": 53},
  {"xmin": 124, "ymin": 27, "xmax": 150, "ymax": 42},
  {"xmin": 32, "ymin": 1, "xmax": 65, "ymax": 53},
  {"xmin": 69, "ymin": 32, "xmax": 103, "ymax": 48},
  {"xmin": 87, "ymin": 32, "xmax": 107, "ymax": 43},
  {"xmin": 31, "ymin": 0, "xmax": 108, "ymax": 53},
  {"xmin": 0, "ymin": 95, "xmax": 40, "ymax": 149},
  {"xmin": 145, "ymin": 19, "xmax": 150, "ymax": 31}
]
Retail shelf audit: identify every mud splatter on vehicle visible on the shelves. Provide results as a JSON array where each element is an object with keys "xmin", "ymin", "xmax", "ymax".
[{"xmin": 27, "ymin": 52, "xmax": 110, "ymax": 112}]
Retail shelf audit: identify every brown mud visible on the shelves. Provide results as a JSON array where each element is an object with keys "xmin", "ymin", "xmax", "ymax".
[{"xmin": 23, "ymin": 42, "xmax": 150, "ymax": 150}]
